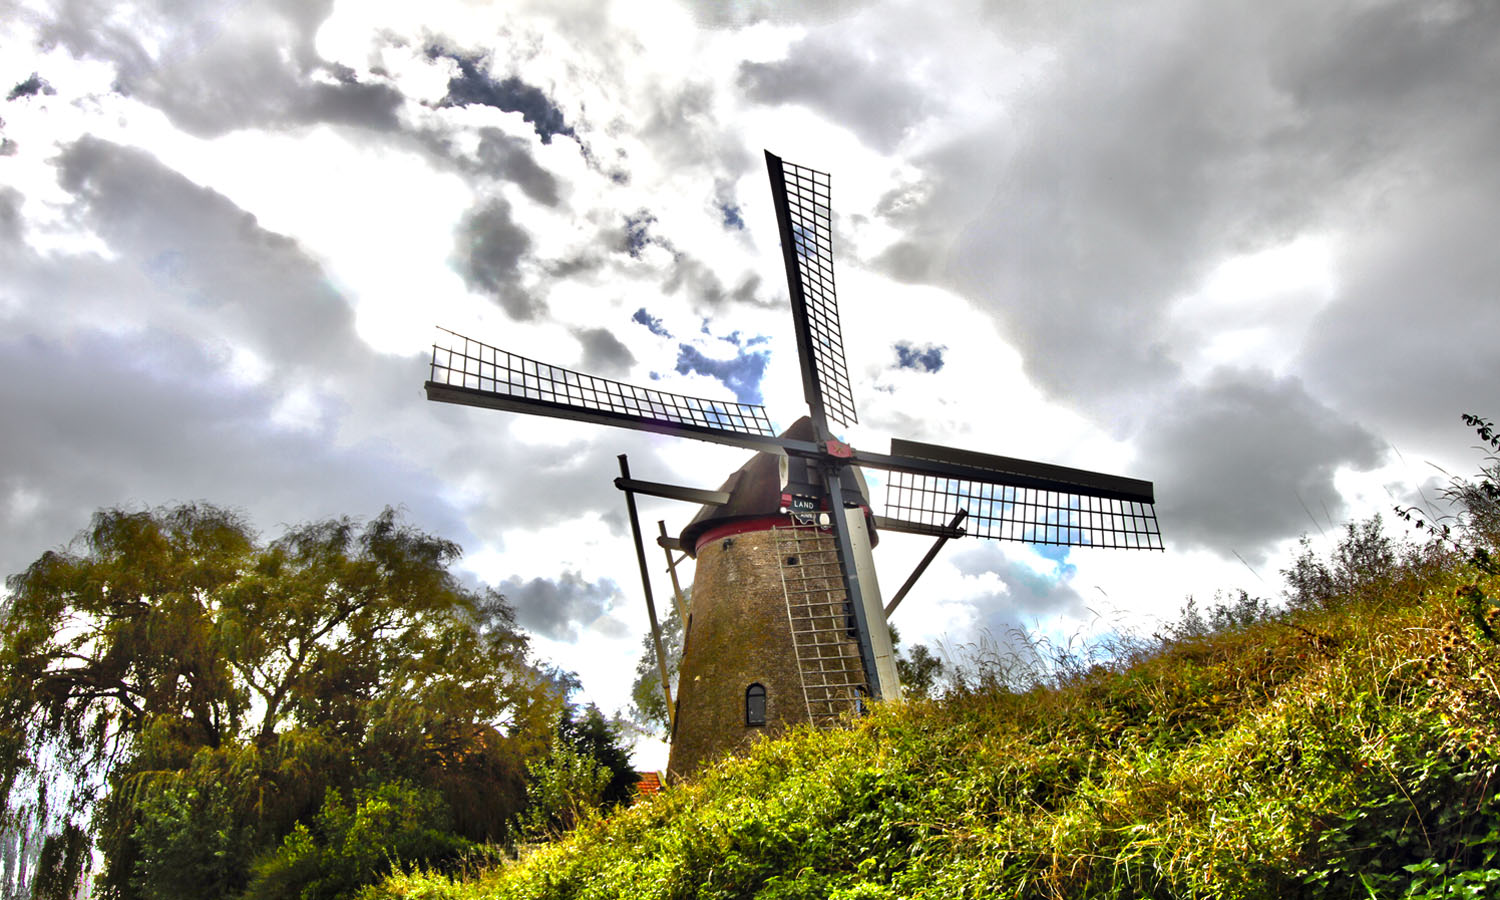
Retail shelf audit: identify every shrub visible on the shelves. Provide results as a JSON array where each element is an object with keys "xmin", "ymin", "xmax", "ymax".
[
  {"xmin": 1283, "ymin": 516, "xmax": 1397, "ymax": 611},
  {"xmin": 131, "ymin": 775, "xmax": 255, "ymax": 900},
  {"xmin": 247, "ymin": 781, "xmax": 472, "ymax": 900},
  {"xmin": 514, "ymin": 744, "xmax": 611, "ymax": 841},
  {"xmin": 1172, "ymin": 589, "xmax": 1279, "ymax": 639}
]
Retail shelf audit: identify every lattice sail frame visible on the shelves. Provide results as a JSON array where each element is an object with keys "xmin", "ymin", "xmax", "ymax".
[
  {"xmin": 430, "ymin": 328, "xmax": 775, "ymax": 437},
  {"xmin": 771, "ymin": 159, "xmax": 858, "ymax": 429},
  {"xmin": 883, "ymin": 472, "xmax": 1164, "ymax": 550}
]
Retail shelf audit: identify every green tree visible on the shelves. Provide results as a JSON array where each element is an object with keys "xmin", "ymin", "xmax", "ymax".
[
  {"xmin": 627, "ymin": 604, "xmax": 682, "ymax": 738},
  {"xmin": 1172, "ymin": 590, "xmax": 1278, "ymax": 639},
  {"xmin": 896, "ymin": 643, "xmax": 945, "ymax": 699},
  {"xmin": 556, "ymin": 703, "xmax": 636, "ymax": 809},
  {"xmin": 1282, "ymin": 515, "xmax": 1396, "ymax": 611},
  {"xmin": 888, "ymin": 623, "xmax": 946, "ymax": 699},
  {"xmin": 0, "ymin": 504, "xmax": 558, "ymax": 899}
]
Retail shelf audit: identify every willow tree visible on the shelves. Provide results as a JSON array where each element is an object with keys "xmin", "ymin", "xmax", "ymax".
[{"xmin": 0, "ymin": 504, "xmax": 558, "ymax": 899}]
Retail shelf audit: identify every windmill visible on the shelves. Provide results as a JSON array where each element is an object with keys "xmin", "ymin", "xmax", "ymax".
[{"xmin": 425, "ymin": 152, "xmax": 1163, "ymax": 778}]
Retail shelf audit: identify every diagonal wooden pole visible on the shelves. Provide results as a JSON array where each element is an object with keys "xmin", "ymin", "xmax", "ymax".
[{"xmin": 885, "ymin": 509, "xmax": 969, "ymax": 617}]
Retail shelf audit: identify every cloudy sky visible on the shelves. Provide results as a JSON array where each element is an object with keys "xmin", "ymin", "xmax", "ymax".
[{"xmin": 3, "ymin": 0, "xmax": 1496, "ymax": 767}]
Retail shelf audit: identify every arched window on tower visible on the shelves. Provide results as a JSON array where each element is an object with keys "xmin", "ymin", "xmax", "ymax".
[{"xmin": 745, "ymin": 683, "xmax": 767, "ymax": 726}]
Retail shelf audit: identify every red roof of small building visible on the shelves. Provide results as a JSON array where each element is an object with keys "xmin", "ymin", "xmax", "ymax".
[{"xmin": 634, "ymin": 770, "xmax": 663, "ymax": 798}]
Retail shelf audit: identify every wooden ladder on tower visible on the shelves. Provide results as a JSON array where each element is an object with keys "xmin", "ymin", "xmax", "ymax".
[{"xmin": 774, "ymin": 522, "xmax": 868, "ymax": 723}]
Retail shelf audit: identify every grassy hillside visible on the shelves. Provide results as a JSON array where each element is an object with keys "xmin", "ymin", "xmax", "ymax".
[{"xmin": 369, "ymin": 551, "xmax": 1500, "ymax": 900}]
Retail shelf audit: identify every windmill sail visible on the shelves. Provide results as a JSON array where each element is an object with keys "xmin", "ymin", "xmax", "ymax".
[
  {"xmin": 425, "ymin": 328, "xmax": 784, "ymax": 452},
  {"xmin": 766, "ymin": 152, "xmax": 858, "ymax": 431},
  {"xmin": 871, "ymin": 438, "xmax": 1163, "ymax": 550}
]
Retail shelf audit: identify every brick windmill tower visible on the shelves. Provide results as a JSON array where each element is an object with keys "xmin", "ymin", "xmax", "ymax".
[
  {"xmin": 660, "ymin": 415, "xmax": 897, "ymax": 776},
  {"xmin": 425, "ymin": 152, "xmax": 1164, "ymax": 779}
]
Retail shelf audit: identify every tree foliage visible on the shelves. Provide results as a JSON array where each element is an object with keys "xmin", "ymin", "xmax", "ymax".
[
  {"xmin": 243, "ymin": 781, "xmax": 474, "ymax": 900},
  {"xmin": 896, "ymin": 643, "xmax": 945, "ymax": 698},
  {"xmin": 0, "ymin": 504, "xmax": 560, "ymax": 899},
  {"xmin": 1172, "ymin": 589, "xmax": 1278, "ymax": 639},
  {"xmin": 556, "ymin": 704, "xmax": 636, "ymax": 810},
  {"xmin": 887, "ymin": 623, "xmax": 947, "ymax": 699},
  {"xmin": 1281, "ymin": 516, "xmax": 1397, "ymax": 611},
  {"xmin": 627, "ymin": 604, "xmax": 682, "ymax": 738}
]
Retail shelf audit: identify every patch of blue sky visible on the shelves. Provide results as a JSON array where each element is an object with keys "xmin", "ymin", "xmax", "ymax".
[
  {"xmin": 633, "ymin": 307, "xmax": 670, "ymax": 337},
  {"xmin": 719, "ymin": 203, "xmax": 745, "ymax": 230},
  {"xmin": 674, "ymin": 343, "xmax": 769, "ymax": 405},
  {"xmin": 894, "ymin": 341, "xmax": 945, "ymax": 373},
  {"xmin": 434, "ymin": 51, "xmax": 575, "ymax": 145},
  {"xmin": 1033, "ymin": 544, "xmax": 1079, "ymax": 579},
  {"xmin": 1022, "ymin": 509, "xmax": 1091, "ymax": 550},
  {"xmin": 623, "ymin": 211, "xmax": 654, "ymax": 258}
]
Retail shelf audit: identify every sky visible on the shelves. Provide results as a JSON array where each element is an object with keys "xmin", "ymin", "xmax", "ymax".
[{"xmin": 2, "ymin": 0, "xmax": 1497, "ymax": 769}]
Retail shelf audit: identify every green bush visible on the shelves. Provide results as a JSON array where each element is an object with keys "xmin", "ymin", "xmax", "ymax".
[
  {"xmin": 132, "ymin": 775, "xmax": 256, "ymax": 900},
  {"xmin": 1283, "ymin": 516, "xmax": 1397, "ymax": 611},
  {"xmin": 247, "ymin": 781, "xmax": 473, "ymax": 900},
  {"xmin": 515, "ymin": 744, "xmax": 611, "ymax": 841}
]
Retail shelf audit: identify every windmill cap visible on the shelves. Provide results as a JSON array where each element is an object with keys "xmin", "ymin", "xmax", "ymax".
[{"xmin": 678, "ymin": 416, "xmax": 876, "ymax": 557}]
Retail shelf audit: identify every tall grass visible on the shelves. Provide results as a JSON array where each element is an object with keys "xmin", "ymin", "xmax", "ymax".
[{"xmin": 365, "ymin": 539, "xmax": 1500, "ymax": 900}]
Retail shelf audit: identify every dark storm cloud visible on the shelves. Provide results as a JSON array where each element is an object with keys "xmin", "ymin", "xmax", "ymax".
[
  {"xmin": 573, "ymin": 327, "xmax": 635, "ymax": 377},
  {"xmin": 1139, "ymin": 370, "xmax": 1384, "ymax": 561},
  {"xmin": 52, "ymin": 137, "xmax": 360, "ymax": 368},
  {"xmin": 471, "ymin": 128, "xmax": 561, "ymax": 206},
  {"xmin": 34, "ymin": 0, "xmax": 402, "ymax": 137},
  {"xmin": 452, "ymin": 197, "xmax": 540, "ymax": 319},
  {"xmin": 0, "ymin": 136, "xmax": 489, "ymax": 575},
  {"xmin": 894, "ymin": 342, "xmax": 944, "ymax": 373},
  {"xmin": 890, "ymin": 1, "xmax": 1500, "ymax": 436},
  {"xmin": 738, "ymin": 33, "xmax": 929, "ymax": 150},
  {"xmin": 663, "ymin": 255, "xmax": 770, "ymax": 311},
  {"xmin": 435, "ymin": 51, "xmax": 575, "ymax": 145},
  {"xmin": 1302, "ymin": 205, "xmax": 1500, "ymax": 451},
  {"xmin": 0, "ymin": 331, "xmax": 469, "ymax": 583},
  {"xmin": 5, "ymin": 135, "xmax": 641, "ymax": 591},
  {"xmin": 1286, "ymin": 0, "xmax": 1500, "ymax": 454},
  {"xmin": 675, "ymin": 345, "xmax": 768, "ymax": 404},
  {"xmin": 499, "ymin": 571, "xmax": 623, "ymax": 641},
  {"xmin": 7, "ymin": 73, "xmax": 55, "ymax": 101}
]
